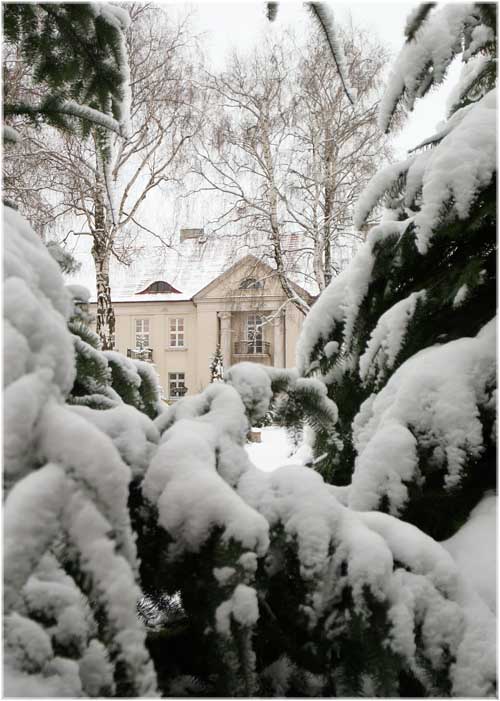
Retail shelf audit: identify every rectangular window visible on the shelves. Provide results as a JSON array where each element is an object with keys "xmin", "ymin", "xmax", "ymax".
[
  {"xmin": 246, "ymin": 313, "xmax": 263, "ymax": 353},
  {"xmin": 135, "ymin": 319, "xmax": 150, "ymax": 349},
  {"xmin": 169, "ymin": 317, "xmax": 185, "ymax": 347},
  {"xmin": 169, "ymin": 372, "xmax": 186, "ymax": 400}
]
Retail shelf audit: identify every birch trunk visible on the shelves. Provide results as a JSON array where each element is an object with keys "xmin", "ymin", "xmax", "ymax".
[
  {"xmin": 323, "ymin": 124, "xmax": 334, "ymax": 288},
  {"xmin": 92, "ymin": 186, "xmax": 116, "ymax": 350},
  {"xmin": 261, "ymin": 116, "xmax": 309, "ymax": 316}
]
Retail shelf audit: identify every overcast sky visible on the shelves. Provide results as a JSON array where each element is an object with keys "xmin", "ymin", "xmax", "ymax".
[{"xmin": 188, "ymin": 0, "xmax": 461, "ymax": 157}]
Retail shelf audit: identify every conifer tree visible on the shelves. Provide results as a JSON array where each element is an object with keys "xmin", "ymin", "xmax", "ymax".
[
  {"xmin": 293, "ymin": 2, "xmax": 496, "ymax": 541},
  {"xmin": 3, "ymin": 3, "xmax": 130, "ymax": 135},
  {"xmin": 210, "ymin": 344, "xmax": 225, "ymax": 383},
  {"xmin": 3, "ymin": 7, "xmax": 159, "ymax": 695}
]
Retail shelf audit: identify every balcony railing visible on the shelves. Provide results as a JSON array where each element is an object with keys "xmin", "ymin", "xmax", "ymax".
[
  {"xmin": 234, "ymin": 340, "xmax": 271, "ymax": 355},
  {"xmin": 127, "ymin": 347, "xmax": 153, "ymax": 362}
]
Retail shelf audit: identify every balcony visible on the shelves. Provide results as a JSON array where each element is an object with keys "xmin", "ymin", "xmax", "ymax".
[
  {"xmin": 127, "ymin": 347, "xmax": 153, "ymax": 362},
  {"xmin": 234, "ymin": 340, "xmax": 271, "ymax": 356}
]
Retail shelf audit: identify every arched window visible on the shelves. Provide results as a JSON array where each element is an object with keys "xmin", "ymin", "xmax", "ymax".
[
  {"xmin": 137, "ymin": 280, "xmax": 181, "ymax": 294},
  {"xmin": 239, "ymin": 277, "xmax": 263, "ymax": 290}
]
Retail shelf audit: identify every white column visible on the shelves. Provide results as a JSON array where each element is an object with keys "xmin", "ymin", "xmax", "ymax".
[
  {"xmin": 273, "ymin": 311, "xmax": 285, "ymax": 367},
  {"xmin": 218, "ymin": 311, "xmax": 232, "ymax": 369}
]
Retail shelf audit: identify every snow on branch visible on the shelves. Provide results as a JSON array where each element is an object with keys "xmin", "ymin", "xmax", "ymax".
[
  {"xmin": 413, "ymin": 88, "xmax": 496, "ymax": 253},
  {"xmin": 4, "ymin": 100, "xmax": 123, "ymax": 135},
  {"xmin": 59, "ymin": 100, "xmax": 123, "ymax": 134},
  {"xmin": 237, "ymin": 462, "xmax": 496, "ymax": 696},
  {"xmin": 306, "ymin": 3, "xmax": 355, "ymax": 105},
  {"xmin": 408, "ymin": 102, "xmax": 473, "ymax": 153},
  {"xmin": 379, "ymin": 4, "xmax": 484, "ymax": 133},
  {"xmin": 144, "ymin": 382, "xmax": 269, "ymax": 555},
  {"xmin": 357, "ymin": 88, "xmax": 496, "ymax": 254},
  {"xmin": 353, "ymin": 157, "xmax": 413, "ymax": 230},
  {"xmin": 446, "ymin": 53, "xmax": 491, "ymax": 116},
  {"xmin": 4, "ymin": 206, "xmax": 157, "ymax": 696},
  {"xmin": 296, "ymin": 222, "xmax": 408, "ymax": 376},
  {"xmin": 350, "ymin": 318, "xmax": 496, "ymax": 514},
  {"xmin": 358, "ymin": 290, "xmax": 427, "ymax": 385},
  {"xmin": 403, "ymin": 3, "xmax": 435, "ymax": 41}
]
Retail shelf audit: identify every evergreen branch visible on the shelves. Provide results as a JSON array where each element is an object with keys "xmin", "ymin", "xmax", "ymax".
[
  {"xmin": 266, "ymin": 2, "xmax": 279, "ymax": 21},
  {"xmin": 4, "ymin": 100, "xmax": 122, "ymax": 135},
  {"xmin": 404, "ymin": 3, "xmax": 435, "ymax": 41},
  {"xmin": 306, "ymin": 2, "xmax": 355, "ymax": 105}
]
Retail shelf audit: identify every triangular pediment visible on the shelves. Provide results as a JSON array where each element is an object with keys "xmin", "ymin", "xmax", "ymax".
[{"xmin": 193, "ymin": 254, "xmax": 311, "ymax": 303}]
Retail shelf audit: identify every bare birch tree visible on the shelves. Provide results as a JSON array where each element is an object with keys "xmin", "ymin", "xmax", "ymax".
[
  {"xmin": 189, "ymin": 24, "xmax": 390, "ymax": 310},
  {"xmin": 284, "ymin": 27, "xmax": 390, "ymax": 290},
  {"xmin": 3, "ymin": 3, "xmax": 202, "ymax": 348}
]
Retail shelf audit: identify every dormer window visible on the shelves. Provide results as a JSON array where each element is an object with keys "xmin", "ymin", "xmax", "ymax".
[
  {"xmin": 239, "ymin": 277, "xmax": 263, "ymax": 290},
  {"xmin": 137, "ymin": 280, "xmax": 181, "ymax": 294}
]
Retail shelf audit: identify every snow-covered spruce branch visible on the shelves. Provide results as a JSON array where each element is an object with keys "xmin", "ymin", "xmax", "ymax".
[
  {"xmin": 4, "ymin": 100, "xmax": 123, "ymax": 135},
  {"xmin": 379, "ymin": 3, "xmax": 495, "ymax": 133},
  {"xmin": 266, "ymin": 1, "xmax": 355, "ymax": 105}
]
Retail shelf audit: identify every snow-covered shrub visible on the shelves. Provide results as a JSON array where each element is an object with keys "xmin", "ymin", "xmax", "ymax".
[
  {"xmin": 62, "ymin": 285, "xmax": 165, "ymax": 419},
  {"xmin": 3, "ymin": 206, "xmax": 157, "ymax": 696},
  {"xmin": 136, "ymin": 354, "xmax": 496, "ymax": 696}
]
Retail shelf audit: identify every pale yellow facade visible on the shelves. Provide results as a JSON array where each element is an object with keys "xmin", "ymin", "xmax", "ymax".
[{"xmin": 91, "ymin": 256, "xmax": 308, "ymax": 399}]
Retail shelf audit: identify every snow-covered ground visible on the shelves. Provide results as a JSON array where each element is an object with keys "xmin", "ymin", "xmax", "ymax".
[{"xmin": 245, "ymin": 426, "xmax": 310, "ymax": 472}]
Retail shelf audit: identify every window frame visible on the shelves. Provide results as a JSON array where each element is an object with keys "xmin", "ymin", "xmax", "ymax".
[
  {"xmin": 168, "ymin": 372, "xmax": 186, "ymax": 400},
  {"xmin": 135, "ymin": 318, "xmax": 150, "ymax": 349},
  {"xmin": 239, "ymin": 277, "xmax": 263, "ymax": 290},
  {"xmin": 169, "ymin": 317, "xmax": 185, "ymax": 348}
]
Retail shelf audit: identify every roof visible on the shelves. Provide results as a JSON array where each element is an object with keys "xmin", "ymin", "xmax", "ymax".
[{"xmin": 67, "ymin": 232, "xmax": 317, "ymax": 303}]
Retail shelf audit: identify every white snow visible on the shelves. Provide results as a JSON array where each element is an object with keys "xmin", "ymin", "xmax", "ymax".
[
  {"xmin": 237, "ymin": 459, "xmax": 495, "ymax": 695},
  {"xmin": 92, "ymin": 3, "xmax": 132, "ymax": 131},
  {"xmin": 4, "ymin": 463, "xmax": 67, "ymax": 612},
  {"xmin": 447, "ymin": 53, "xmax": 490, "ymax": 114},
  {"xmin": 452, "ymin": 283, "xmax": 469, "ymax": 307},
  {"xmin": 359, "ymin": 290, "xmax": 427, "ymax": 384},
  {"xmin": 413, "ymin": 89, "xmax": 496, "ymax": 253},
  {"xmin": 323, "ymin": 340, "xmax": 339, "ymax": 358},
  {"xmin": 350, "ymin": 318, "xmax": 496, "ymax": 513},
  {"xmin": 4, "ymin": 125, "xmax": 20, "ymax": 143},
  {"xmin": 104, "ymin": 350, "xmax": 141, "ymax": 388},
  {"xmin": 144, "ymin": 383, "xmax": 270, "ymax": 556},
  {"xmin": 297, "ymin": 220, "xmax": 409, "ymax": 375},
  {"xmin": 4, "ymin": 206, "xmax": 157, "ymax": 697},
  {"xmin": 213, "ymin": 566, "xmax": 236, "ymax": 585},
  {"xmin": 357, "ymin": 86, "xmax": 495, "ymax": 254},
  {"xmin": 311, "ymin": 4, "xmax": 355, "ymax": 105},
  {"xmin": 79, "ymin": 639, "xmax": 114, "ymax": 696},
  {"xmin": 245, "ymin": 426, "xmax": 312, "ymax": 472},
  {"xmin": 69, "ymin": 403, "xmax": 160, "ymax": 477},
  {"xmin": 226, "ymin": 362, "xmax": 273, "ymax": 423},
  {"xmin": 353, "ymin": 158, "xmax": 412, "ymax": 230},
  {"xmin": 378, "ymin": 4, "xmax": 483, "ymax": 132},
  {"xmin": 442, "ymin": 493, "xmax": 496, "ymax": 613},
  {"xmin": 463, "ymin": 23, "xmax": 495, "ymax": 61},
  {"xmin": 66, "ymin": 283, "xmax": 91, "ymax": 303},
  {"xmin": 215, "ymin": 584, "xmax": 259, "ymax": 635},
  {"xmin": 409, "ymin": 102, "xmax": 473, "ymax": 153},
  {"xmin": 58, "ymin": 100, "xmax": 122, "ymax": 135}
]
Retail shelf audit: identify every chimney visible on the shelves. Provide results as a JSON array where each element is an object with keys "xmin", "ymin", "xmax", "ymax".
[{"xmin": 180, "ymin": 227, "xmax": 204, "ymax": 243}]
